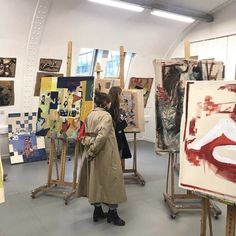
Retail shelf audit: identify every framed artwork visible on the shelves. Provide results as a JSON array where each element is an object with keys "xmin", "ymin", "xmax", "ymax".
[
  {"xmin": 128, "ymin": 77, "xmax": 153, "ymax": 107},
  {"xmin": 36, "ymin": 76, "xmax": 94, "ymax": 140},
  {"xmin": 0, "ymin": 57, "xmax": 16, "ymax": 77},
  {"xmin": 34, "ymin": 72, "xmax": 63, "ymax": 96},
  {"xmin": 0, "ymin": 152, "xmax": 4, "ymax": 204},
  {"xmin": 179, "ymin": 81, "xmax": 236, "ymax": 203},
  {"xmin": 120, "ymin": 89, "xmax": 144, "ymax": 132},
  {"xmin": 95, "ymin": 78, "xmax": 120, "ymax": 94},
  {"xmin": 0, "ymin": 81, "xmax": 14, "ymax": 106},
  {"xmin": 39, "ymin": 58, "xmax": 62, "ymax": 72},
  {"xmin": 154, "ymin": 59, "xmax": 224, "ymax": 153},
  {"xmin": 8, "ymin": 112, "xmax": 47, "ymax": 164}
]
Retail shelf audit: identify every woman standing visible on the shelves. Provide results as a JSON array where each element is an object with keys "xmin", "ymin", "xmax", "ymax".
[
  {"xmin": 108, "ymin": 87, "xmax": 132, "ymax": 159},
  {"xmin": 77, "ymin": 91, "xmax": 127, "ymax": 226}
]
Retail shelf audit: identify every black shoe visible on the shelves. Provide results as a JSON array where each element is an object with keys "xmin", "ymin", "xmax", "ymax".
[
  {"xmin": 3, "ymin": 173, "xmax": 7, "ymax": 181},
  {"xmin": 107, "ymin": 209, "xmax": 125, "ymax": 226},
  {"xmin": 93, "ymin": 206, "xmax": 107, "ymax": 222}
]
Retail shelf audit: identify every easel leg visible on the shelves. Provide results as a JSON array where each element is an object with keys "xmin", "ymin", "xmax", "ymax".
[
  {"xmin": 165, "ymin": 153, "xmax": 171, "ymax": 194},
  {"xmin": 226, "ymin": 205, "xmax": 236, "ymax": 236},
  {"xmin": 170, "ymin": 152, "xmax": 175, "ymax": 198},
  {"xmin": 200, "ymin": 198, "xmax": 208, "ymax": 236},
  {"xmin": 59, "ymin": 141, "xmax": 67, "ymax": 183},
  {"xmin": 48, "ymin": 139, "xmax": 55, "ymax": 185},
  {"xmin": 133, "ymin": 133, "xmax": 137, "ymax": 175}
]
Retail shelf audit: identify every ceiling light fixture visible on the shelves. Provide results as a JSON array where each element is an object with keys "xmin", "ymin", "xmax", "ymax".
[
  {"xmin": 151, "ymin": 10, "xmax": 195, "ymax": 23},
  {"xmin": 88, "ymin": 0, "xmax": 144, "ymax": 12}
]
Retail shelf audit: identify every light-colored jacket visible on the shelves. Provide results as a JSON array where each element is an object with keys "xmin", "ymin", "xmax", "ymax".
[{"xmin": 77, "ymin": 107, "xmax": 127, "ymax": 204}]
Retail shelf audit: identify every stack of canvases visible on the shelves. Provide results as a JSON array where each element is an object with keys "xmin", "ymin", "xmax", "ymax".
[
  {"xmin": 153, "ymin": 59, "xmax": 224, "ymax": 153},
  {"xmin": 36, "ymin": 76, "xmax": 94, "ymax": 140}
]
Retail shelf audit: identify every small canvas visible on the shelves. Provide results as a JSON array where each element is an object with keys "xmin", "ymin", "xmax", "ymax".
[
  {"xmin": 95, "ymin": 78, "xmax": 120, "ymax": 94},
  {"xmin": 0, "ymin": 151, "xmax": 5, "ymax": 204},
  {"xmin": 36, "ymin": 76, "xmax": 94, "ymax": 140},
  {"xmin": 0, "ymin": 57, "xmax": 16, "ymax": 77},
  {"xmin": 0, "ymin": 81, "xmax": 14, "ymax": 106},
  {"xmin": 154, "ymin": 59, "xmax": 224, "ymax": 153},
  {"xmin": 128, "ymin": 77, "xmax": 153, "ymax": 107},
  {"xmin": 34, "ymin": 72, "xmax": 63, "ymax": 96},
  {"xmin": 179, "ymin": 81, "xmax": 236, "ymax": 203},
  {"xmin": 39, "ymin": 58, "xmax": 62, "ymax": 72},
  {"xmin": 120, "ymin": 89, "xmax": 144, "ymax": 132},
  {"xmin": 8, "ymin": 112, "xmax": 47, "ymax": 164}
]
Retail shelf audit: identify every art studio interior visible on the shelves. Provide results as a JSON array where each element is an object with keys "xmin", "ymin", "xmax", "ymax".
[{"xmin": 0, "ymin": 0, "xmax": 236, "ymax": 235}]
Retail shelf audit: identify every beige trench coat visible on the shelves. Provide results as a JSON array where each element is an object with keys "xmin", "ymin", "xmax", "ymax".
[{"xmin": 77, "ymin": 107, "xmax": 127, "ymax": 204}]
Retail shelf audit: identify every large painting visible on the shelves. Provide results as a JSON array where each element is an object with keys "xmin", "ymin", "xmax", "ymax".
[
  {"xmin": 120, "ymin": 89, "xmax": 144, "ymax": 132},
  {"xmin": 95, "ymin": 78, "xmax": 120, "ymax": 94},
  {"xmin": 0, "ymin": 81, "xmax": 14, "ymax": 106},
  {"xmin": 8, "ymin": 112, "xmax": 47, "ymax": 164},
  {"xmin": 154, "ymin": 59, "xmax": 224, "ymax": 153},
  {"xmin": 0, "ymin": 152, "xmax": 5, "ymax": 204},
  {"xmin": 128, "ymin": 77, "xmax": 153, "ymax": 107},
  {"xmin": 34, "ymin": 72, "xmax": 63, "ymax": 96},
  {"xmin": 179, "ymin": 81, "xmax": 236, "ymax": 203},
  {"xmin": 36, "ymin": 76, "xmax": 94, "ymax": 140},
  {"xmin": 0, "ymin": 58, "xmax": 16, "ymax": 77},
  {"xmin": 39, "ymin": 58, "xmax": 62, "ymax": 72}
]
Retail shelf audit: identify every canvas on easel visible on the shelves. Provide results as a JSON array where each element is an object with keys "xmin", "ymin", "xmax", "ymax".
[
  {"xmin": 36, "ymin": 76, "xmax": 94, "ymax": 140},
  {"xmin": 120, "ymin": 89, "xmax": 144, "ymax": 132},
  {"xmin": 95, "ymin": 78, "xmax": 120, "ymax": 94},
  {"xmin": 128, "ymin": 77, "xmax": 153, "ymax": 107},
  {"xmin": 179, "ymin": 81, "xmax": 236, "ymax": 203},
  {"xmin": 154, "ymin": 59, "xmax": 224, "ymax": 153}
]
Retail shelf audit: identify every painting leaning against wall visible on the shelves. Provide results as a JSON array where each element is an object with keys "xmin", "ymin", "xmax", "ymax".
[
  {"xmin": 0, "ymin": 81, "xmax": 14, "ymax": 106},
  {"xmin": 128, "ymin": 77, "xmax": 153, "ymax": 107},
  {"xmin": 153, "ymin": 59, "xmax": 224, "ymax": 153},
  {"xmin": 179, "ymin": 81, "xmax": 236, "ymax": 203},
  {"xmin": 0, "ymin": 58, "xmax": 16, "ymax": 77}
]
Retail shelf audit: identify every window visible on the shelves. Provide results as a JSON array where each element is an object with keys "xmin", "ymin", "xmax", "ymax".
[
  {"xmin": 77, "ymin": 48, "xmax": 135, "ymax": 79},
  {"xmin": 76, "ymin": 48, "xmax": 95, "ymax": 76}
]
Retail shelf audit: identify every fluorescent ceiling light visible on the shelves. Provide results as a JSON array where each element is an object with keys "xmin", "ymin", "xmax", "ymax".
[
  {"xmin": 88, "ymin": 0, "xmax": 144, "ymax": 12},
  {"xmin": 151, "ymin": 10, "xmax": 195, "ymax": 23}
]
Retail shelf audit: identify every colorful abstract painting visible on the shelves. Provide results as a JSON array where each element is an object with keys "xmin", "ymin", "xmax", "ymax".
[
  {"xmin": 0, "ymin": 152, "xmax": 5, "ymax": 204},
  {"xmin": 39, "ymin": 58, "xmax": 62, "ymax": 72},
  {"xmin": 179, "ymin": 81, "xmax": 236, "ymax": 203},
  {"xmin": 128, "ymin": 77, "xmax": 153, "ymax": 107},
  {"xmin": 34, "ymin": 72, "xmax": 63, "ymax": 96},
  {"xmin": 8, "ymin": 112, "xmax": 47, "ymax": 164},
  {"xmin": 154, "ymin": 59, "xmax": 224, "ymax": 153},
  {"xmin": 120, "ymin": 89, "xmax": 144, "ymax": 132},
  {"xmin": 0, "ymin": 81, "xmax": 14, "ymax": 106},
  {"xmin": 95, "ymin": 78, "xmax": 120, "ymax": 94},
  {"xmin": 36, "ymin": 76, "xmax": 94, "ymax": 140},
  {"xmin": 0, "ymin": 58, "xmax": 16, "ymax": 77}
]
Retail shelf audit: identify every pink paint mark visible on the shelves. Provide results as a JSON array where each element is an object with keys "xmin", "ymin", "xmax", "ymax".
[{"xmin": 185, "ymin": 134, "xmax": 236, "ymax": 183}]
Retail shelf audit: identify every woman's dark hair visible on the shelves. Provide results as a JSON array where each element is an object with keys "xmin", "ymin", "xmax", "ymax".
[
  {"xmin": 94, "ymin": 90, "xmax": 110, "ymax": 108},
  {"xmin": 109, "ymin": 86, "xmax": 122, "ymax": 126}
]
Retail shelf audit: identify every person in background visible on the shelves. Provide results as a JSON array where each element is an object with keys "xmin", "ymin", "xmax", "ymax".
[
  {"xmin": 77, "ymin": 91, "xmax": 127, "ymax": 226},
  {"xmin": 108, "ymin": 87, "xmax": 132, "ymax": 160}
]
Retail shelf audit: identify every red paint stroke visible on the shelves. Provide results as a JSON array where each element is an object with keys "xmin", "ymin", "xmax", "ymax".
[
  {"xmin": 218, "ymin": 84, "xmax": 236, "ymax": 93},
  {"xmin": 185, "ymin": 134, "xmax": 236, "ymax": 183},
  {"xmin": 189, "ymin": 118, "xmax": 197, "ymax": 136}
]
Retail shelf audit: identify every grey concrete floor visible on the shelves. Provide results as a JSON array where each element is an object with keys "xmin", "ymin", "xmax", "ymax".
[{"xmin": 0, "ymin": 141, "xmax": 227, "ymax": 236}]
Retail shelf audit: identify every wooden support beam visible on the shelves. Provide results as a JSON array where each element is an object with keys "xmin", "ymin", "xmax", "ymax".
[
  {"xmin": 184, "ymin": 41, "xmax": 190, "ymax": 59},
  {"xmin": 120, "ymin": 46, "xmax": 125, "ymax": 89},
  {"xmin": 66, "ymin": 41, "xmax": 72, "ymax": 77}
]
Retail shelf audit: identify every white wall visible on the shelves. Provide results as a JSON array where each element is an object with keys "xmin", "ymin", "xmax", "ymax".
[{"xmin": 171, "ymin": 1, "xmax": 236, "ymax": 81}]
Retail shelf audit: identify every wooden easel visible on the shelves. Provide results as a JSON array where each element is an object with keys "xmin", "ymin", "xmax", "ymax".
[
  {"xmin": 200, "ymin": 197, "xmax": 236, "ymax": 236},
  {"xmin": 162, "ymin": 41, "xmax": 221, "ymax": 218},
  {"xmin": 31, "ymin": 41, "xmax": 79, "ymax": 205},
  {"xmin": 119, "ymin": 46, "xmax": 145, "ymax": 186}
]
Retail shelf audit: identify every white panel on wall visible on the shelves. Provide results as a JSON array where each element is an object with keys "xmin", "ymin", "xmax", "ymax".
[{"xmin": 226, "ymin": 35, "xmax": 236, "ymax": 80}]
